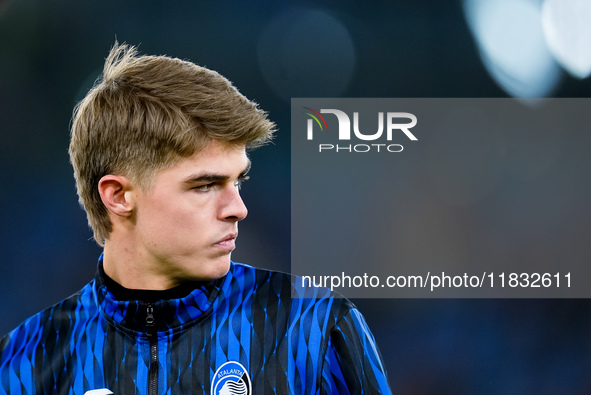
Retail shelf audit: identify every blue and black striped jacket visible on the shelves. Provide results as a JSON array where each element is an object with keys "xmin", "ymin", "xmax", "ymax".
[{"xmin": 0, "ymin": 261, "xmax": 391, "ymax": 394}]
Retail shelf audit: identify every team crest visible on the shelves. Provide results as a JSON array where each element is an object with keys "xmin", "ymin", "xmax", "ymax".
[{"xmin": 211, "ymin": 361, "xmax": 251, "ymax": 395}]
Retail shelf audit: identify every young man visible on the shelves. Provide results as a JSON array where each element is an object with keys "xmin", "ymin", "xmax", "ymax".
[{"xmin": 0, "ymin": 44, "xmax": 391, "ymax": 394}]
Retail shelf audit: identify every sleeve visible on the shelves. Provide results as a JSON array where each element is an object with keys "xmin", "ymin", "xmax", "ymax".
[
  {"xmin": 320, "ymin": 307, "xmax": 392, "ymax": 394},
  {"xmin": 0, "ymin": 316, "xmax": 41, "ymax": 394}
]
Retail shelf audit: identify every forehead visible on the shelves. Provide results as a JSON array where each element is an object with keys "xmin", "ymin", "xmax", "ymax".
[{"xmin": 158, "ymin": 140, "xmax": 249, "ymax": 178}]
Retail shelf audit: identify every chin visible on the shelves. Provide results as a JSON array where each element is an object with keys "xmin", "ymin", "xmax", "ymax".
[{"xmin": 200, "ymin": 257, "xmax": 232, "ymax": 280}]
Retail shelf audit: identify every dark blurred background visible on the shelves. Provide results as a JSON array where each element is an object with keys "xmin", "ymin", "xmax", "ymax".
[{"xmin": 2, "ymin": 0, "xmax": 591, "ymax": 393}]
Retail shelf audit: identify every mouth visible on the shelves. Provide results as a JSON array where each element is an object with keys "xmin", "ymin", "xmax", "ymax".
[{"xmin": 214, "ymin": 233, "xmax": 238, "ymax": 251}]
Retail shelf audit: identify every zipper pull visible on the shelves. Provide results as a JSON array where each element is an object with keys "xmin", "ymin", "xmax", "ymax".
[{"xmin": 146, "ymin": 304, "xmax": 155, "ymax": 328}]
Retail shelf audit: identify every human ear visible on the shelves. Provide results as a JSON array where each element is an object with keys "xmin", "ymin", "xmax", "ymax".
[{"xmin": 98, "ymin": 175, "xmax": 134, "ymax": 217}]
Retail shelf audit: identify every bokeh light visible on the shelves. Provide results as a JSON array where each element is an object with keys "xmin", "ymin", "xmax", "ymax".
[
  {"xmin": 464, "ymin": 0, "xmax": 562, "ymax": 98},
  {"xmin": 542, "ymin": 0, "xmax": 591, "ymax": 79},
  {"xmin": 257, "ymin": 7, "xmax": 356, "ymax": 101}
]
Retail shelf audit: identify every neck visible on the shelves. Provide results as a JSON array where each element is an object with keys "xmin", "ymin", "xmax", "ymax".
[{"xmin": 102, "ymin": 238, "xmax": 179, "ymax": 290}]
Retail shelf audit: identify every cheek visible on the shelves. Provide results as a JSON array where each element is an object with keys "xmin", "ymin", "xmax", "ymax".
[{"xmin": 140, "ymin": 197, "xmax": 210, "ymax": 237}]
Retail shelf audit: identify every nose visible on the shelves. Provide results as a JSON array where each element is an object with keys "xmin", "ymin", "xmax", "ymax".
[{"xmin": 219, "ymin": 185, "xmax": 248, "ymax": 222}]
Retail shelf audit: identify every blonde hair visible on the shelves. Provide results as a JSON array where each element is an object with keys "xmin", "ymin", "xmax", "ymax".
[{"xmin": 69, "ymin": 43, "xmax": 275, "ymax": 245}]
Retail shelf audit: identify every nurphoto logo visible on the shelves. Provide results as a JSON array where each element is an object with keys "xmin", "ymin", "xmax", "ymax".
[{"xmin": 303, "ymin": 107, "xmax": 418, "ymax": 153}]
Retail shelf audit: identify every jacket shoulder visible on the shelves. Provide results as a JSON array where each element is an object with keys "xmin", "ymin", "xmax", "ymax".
[
  {"xmin": 231, "ymin": 262, "xmax": 356, "ymax": 326},
  {"xmin": 0, "ymin": 281, "xmax": 98, "ymax": 362}
]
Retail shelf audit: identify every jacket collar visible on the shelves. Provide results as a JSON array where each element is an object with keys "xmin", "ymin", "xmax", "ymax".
[{"xmin": 93, "ymin": 255, "xmax": 230, "ymax": 334}]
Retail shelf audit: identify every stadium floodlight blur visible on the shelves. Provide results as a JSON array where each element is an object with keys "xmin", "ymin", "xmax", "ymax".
[
  {"xmin": 463, "ymin": 0, "xmax": 562, "ymax": 98},
  {"xmin": 542, "ymin": 0, "xmax": 591, "ymax": 79}
]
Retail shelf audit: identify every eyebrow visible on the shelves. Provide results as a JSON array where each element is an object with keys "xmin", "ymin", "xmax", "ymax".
[{"xmin": 182, "ymin": 160, "xmax": 251, "ymax": 184}]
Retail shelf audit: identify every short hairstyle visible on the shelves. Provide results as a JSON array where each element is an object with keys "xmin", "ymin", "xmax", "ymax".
[{"xmin": 69, "ymin": 43, "xmax": 276, "ymax": 246}]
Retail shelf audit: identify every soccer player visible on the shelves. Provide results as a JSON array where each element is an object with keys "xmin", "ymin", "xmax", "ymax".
[{"xmin": 0, "ymin": 43, "xmax": 391, "ymax": 394}]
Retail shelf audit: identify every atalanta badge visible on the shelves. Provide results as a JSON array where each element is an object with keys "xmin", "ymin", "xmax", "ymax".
[{"xmin": 211, "ymin": 361, "xmax": 252, "ymax": 395}]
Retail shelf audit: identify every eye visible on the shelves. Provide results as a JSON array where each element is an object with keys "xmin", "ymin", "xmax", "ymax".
[{"xmin": 193, "ymin": 183, "xmax": 214, "ymax": 192}]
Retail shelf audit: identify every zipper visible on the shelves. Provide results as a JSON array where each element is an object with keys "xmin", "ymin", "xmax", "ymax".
[{"xmin": 146, "ymin": 304, "xmax": 158, "ymax": 395}]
